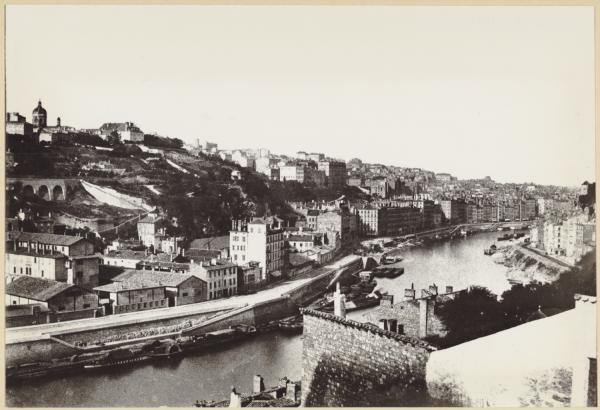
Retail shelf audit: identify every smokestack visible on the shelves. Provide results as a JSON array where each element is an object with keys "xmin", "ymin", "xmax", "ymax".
[
  {"xmin": 334, "ymin": 282, "xmax": 346, "ymax": 319},
  {"xmin": 445, "ymin": 286, "xmax": 453, "ymax": 294},
  {"xmin": 253, "ymin": 375, "xmax": 265, "ymax": 394}
]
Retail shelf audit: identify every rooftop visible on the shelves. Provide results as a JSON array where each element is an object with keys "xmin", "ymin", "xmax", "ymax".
[
  {"xmin": 287, "ymin": 235, "xmax": 314, "ymax": 242},
  {"xmin": 105, "ymin": 249, "xmax": 148, "ymax": 260},
  {"xmin": 300, "ymin": 308, "xmax": 436, "ymax": 351},
  {"xmin": 189, "ymin": 235, "xmax": 230, "ymax": 250},
  {"xmin": 10, "ymin": 231, "xmax": 87, "ymax": 247},
  {"xmin": 6, "ymin": 276, "xmax": 81, "ymax": 302},
  {"xmin": 111, "ymin": 269, "xmax": 201, "ymax": 287}
]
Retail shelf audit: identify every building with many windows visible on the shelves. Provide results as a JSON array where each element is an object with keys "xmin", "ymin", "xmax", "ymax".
[
  {"xmin": 318, "ymin": 160, "xmax": 347, "ymax": 190},
  {"xmin": 357, "ymin": 207, "xmax": 382, "ymax": 237},
  {"xmin": 189, "ymin": 259, "xmax": 238, "ymax": 300},
  {"xmin": 6, "ymin": 232, "xmax": 100, "ymax": 289},
  {"xmin": 229, "ymin": 218, "xmax": 285, "ymax": 280}
]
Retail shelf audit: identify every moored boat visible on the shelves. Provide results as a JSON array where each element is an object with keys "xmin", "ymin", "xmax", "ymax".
[{"xmin": 83, "ymin": 348, "xmax": 150, "ymax": 370}]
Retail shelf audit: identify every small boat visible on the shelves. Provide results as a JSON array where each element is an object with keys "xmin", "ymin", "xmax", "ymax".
[
  {"xmin": 278, "ymin": 316, "xmax": 303, "ymax": 333},
  {"xmin": 484, "ymin": 244, "xmax": 497, "ymax": 255},
  {"xmin": 372, "ymin": 267, "xmax": 404, "ymax": 278},
  {"xmin": 497, "ymin": 234, "xmax": 512, "ymax": 241},
  {"xmin": 84, "ymin": 348, "xmax": 150, "ymax": 370},
  {"xmin": 177, "ymin": 325, "xmax": 257, "ymax": 353}
]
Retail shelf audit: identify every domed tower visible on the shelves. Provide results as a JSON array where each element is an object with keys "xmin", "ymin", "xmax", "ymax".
[{"xmin": 32, "ymin": 100, "xmax": 47, "ymax": 128}]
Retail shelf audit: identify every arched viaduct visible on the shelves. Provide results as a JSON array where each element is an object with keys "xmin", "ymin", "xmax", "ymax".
[{"xmin": 7, "ymin": 178, "xmax": 80, "ymax": 201}]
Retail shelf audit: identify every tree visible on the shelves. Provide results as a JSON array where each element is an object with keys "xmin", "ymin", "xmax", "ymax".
[{"xmin": 436, "ymin": 286, "xmax": 505, "ymax": 346}]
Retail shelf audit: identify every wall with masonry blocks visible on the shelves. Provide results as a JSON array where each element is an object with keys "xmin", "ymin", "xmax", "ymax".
[{"xmin": 301, "ymin": 309, "xmax": 435, "ymax": 407}]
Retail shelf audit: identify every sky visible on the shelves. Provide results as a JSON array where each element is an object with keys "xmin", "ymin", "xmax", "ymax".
[{"xmin": 5, "ymin": 5, "xmax": 595, "ymax": 187}]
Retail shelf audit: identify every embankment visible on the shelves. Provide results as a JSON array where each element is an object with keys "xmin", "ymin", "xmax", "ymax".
[
  {"xmin": 81, "ymin": 180, "xmax": 154, "ymax": 211},
  {"xmin": 500, "ymin": 245, "xmax": 569, "ymax": 284}
]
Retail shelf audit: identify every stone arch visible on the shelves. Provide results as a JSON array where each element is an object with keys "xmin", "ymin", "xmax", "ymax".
[
  {"xmin": 38, "ymin": 185, "xmax": 50, "ymax": 200},
  {"xmin": 22, "ymin": 185, "xmax": 34, "ymax": 198},
  {"xmin": 52, "ymin": 185, "xmax": 65, "ymax": 201}
]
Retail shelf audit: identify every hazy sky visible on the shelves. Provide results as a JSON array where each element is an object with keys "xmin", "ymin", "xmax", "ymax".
[{"xmin": 6, "ymin": 5, "xmax": 595, "ymax": 186}]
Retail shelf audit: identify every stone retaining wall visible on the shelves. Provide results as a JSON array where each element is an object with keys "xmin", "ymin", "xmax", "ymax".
[{"xmin": 300, "ymin": 309, "xmax": 435, "ymax": 407}]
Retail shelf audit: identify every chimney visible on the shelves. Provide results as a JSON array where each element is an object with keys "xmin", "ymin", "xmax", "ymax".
[
  {"xmin": 419, "ymin": 298, "xmax": 430, "ymax": 338},
  {"xmin": 211, "ymin": 258, "xmax": 217, "ymax": 266},
  {"xmin": 378, "ymin": 319, "xmax": 388, "ymax": 331},
  {"xmin": 404, "ymin": 283, "xmax": 416, "ymax": 300},
  {"xmin": 57, "ymin": 117, "xmax": 61, "ymax": 127},
  {"xmin": 253, "ymin": 375, "xmax": 265, "ymax": 394},
  {"xmin": 445, "ymin": 286, "xmax": 453, "ymax": 294},
  {"xmin": 229, "ymin": 387, "xmax": 241, "ymax": 408},
  {"xmin": 429, "ymin": 284, "xmax": 438, "ymax": 296},
  {"xmin": 380, "ymin": 294, "xmax": 394, "ymax": 307},
  {"xmin": 387, "ymin": 318, "xmax": 398, "ymax": 333},
  {"xmin": 286, "ymin": 382, "xmax": 300, "ymax": 403},
  {"xmin": 333, "ymin": 282, "xmax": 346, "ymax": 319}
]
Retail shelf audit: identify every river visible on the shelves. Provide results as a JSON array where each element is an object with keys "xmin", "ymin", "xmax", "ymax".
[{"xmin": 6, "ymin": 231, "xmax": 515, "ymax": 407}]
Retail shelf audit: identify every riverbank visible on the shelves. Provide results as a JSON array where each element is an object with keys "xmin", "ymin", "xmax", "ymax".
[
  {"xmin": 497, "ymin": 244, "xmax": 570, "ymax": 285},
  {"xmin": 6, "ymin": 254, "xmax": 362, "ymax": 367}
]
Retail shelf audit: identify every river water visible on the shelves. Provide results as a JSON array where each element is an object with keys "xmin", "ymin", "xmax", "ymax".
[{"xmin": 6, "ymin": 231, "xmax": 514, "ymax": 407}]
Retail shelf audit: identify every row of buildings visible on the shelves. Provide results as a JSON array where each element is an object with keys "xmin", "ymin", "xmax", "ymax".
[
  {"xmin": 530, "ymin": 211, "xmax": 596, "ymax": 264},
  {"xmin": 6, "ymin": 100, "xmax": 161, "ymax": 146}
]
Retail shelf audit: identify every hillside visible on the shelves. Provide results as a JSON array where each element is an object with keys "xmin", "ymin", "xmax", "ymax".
[{"xmin": 7, "ymin": 142, "xmax": 360, "ymax": 239}]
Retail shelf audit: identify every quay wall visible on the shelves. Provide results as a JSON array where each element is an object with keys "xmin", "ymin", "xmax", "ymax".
[
  {"xmin": 6, "ymin": 308, "xmax": 231, "ymax": 366},
  {"xmin": 300, "ymin": 309, "xmax": 435, "ymax": 407},
  {"xmin": 6, "ymin": 256, "xmax": 362, "ymax": 367},
  {"xmin": 5, "ymin": 338, "xmax": 79, "ymax": 368}
]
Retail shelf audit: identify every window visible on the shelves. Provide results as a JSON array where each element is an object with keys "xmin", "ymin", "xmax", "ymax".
[
  {"xmin": 13, "ymin": 267, "xmax": 16, "ymax": 274},
  {"xmin": 58, "ymin": 305, "xmax": 66, "ymax": 311},
  {"xmin": 182, "ymin": 292, "xmax": 188, "ymax": 297},
  {"xmin": 41, "ymin": 271, "xmax": 44, "ymax": 277},
  {"xmin": 143, "ymin": 302, "xmax": 147, "ymax": 308},
  {"xmin": 34, "ymin": 257, "xmax": 37, "ymax": 263},
  {"xmin": 138, "ymin": 303, "xmax": 142, "ymax": 309},
  {"xmin": 83, "ymin": 303, "xmax": 90, "ymax": 309}
]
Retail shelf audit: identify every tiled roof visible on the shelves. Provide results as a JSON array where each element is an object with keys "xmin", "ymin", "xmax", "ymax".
[
  {"xmin": 287, "ymin": 235, "xmax": 314, "ymax": 242},
  {"xmin": 111, "ymin": 269, "xmax": 202, "ymax": 287},
  {"xmin": 194, "ymin": 259, "xmax": 237, "ymax": 270},
  {"xmin": 189, "ymin": 236, "xmax": 230, "ymax": 250},
  {"xmin": 6, "ymin": 249, "xmax": 67, "ymax": 259},
  {"xmin": 6, "ymin": 276, "xmax": 77, "ymax": 301},
  {"xmin": 10, "ymin": 231, "xmax": 86, "ymax": 246},
  {"xmin": 300, "ymin": 308, "xmax": 436, "ymax": 351},
  {"xmin": 105, "ymin": 249, "xmax": 148, "ymax": 260},
  {"xmin": 138, "ymin": 215, "xmax": 161, "ymax": 224}
]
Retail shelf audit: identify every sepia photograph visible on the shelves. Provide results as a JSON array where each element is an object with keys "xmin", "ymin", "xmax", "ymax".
[{"xmin": 3, "ymin": 3, "xmax": 597, "ymax": 407}]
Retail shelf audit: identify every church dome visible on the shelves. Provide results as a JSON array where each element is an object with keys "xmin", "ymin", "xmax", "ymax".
[{"xmin": 33, "ymin": 100, "xmax": 47, "ymax": 115}]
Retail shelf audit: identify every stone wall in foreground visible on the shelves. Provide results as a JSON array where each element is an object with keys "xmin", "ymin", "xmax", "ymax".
[{"xmin": 300, "ymin": 309, "xmax": 435, "ymax": 407}]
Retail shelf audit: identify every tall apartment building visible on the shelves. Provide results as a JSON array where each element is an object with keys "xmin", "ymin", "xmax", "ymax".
[
  {"xmin": 229, "ymin": 218, "xmax": 285, "ymax": 280},
  {"xmin": 6, "ymin": 232, "xmax": 100, "ymax": 289},
  {"xmin": 440, "ymin": 199, "xmax": 467, "ymax": 224},
  {"xmin": 357, "ymin": 208, "xmax": 382, "ymax": 237},
  {"xmin": 318, "ymin": 160, "xmax": 347, "ymax": 190},
  {"xmin": 366, "ymin": 177, "xmax": 389, "ymax": 198},
  {"xmin": 137, "ymin": 213, "xmax": 162, "ymax": 248},
  {"xmin": 381, "ymin": 206, "xmax": 423, "ymax": 236}
]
